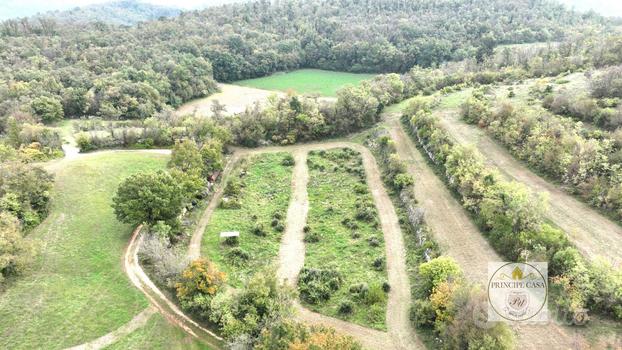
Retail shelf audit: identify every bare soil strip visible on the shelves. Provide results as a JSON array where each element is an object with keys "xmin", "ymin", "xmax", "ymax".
[
  {"xmin": 64, "ymin": 307, "xmax": 157, "ymax": 350},
  {"xmin": 276, "ymin": 149, "xmax": 309, "ymax": 286},
  {"xmin": 385, "ymin": 117, "xmax": 588, "ymax": 349},
  {"xmin": 436, "ymin": 108, "xmax": 622, "ymax": 267},
  {"xmin": 176, "ymin": 84, "xmax": 281, "ymax": 117}
]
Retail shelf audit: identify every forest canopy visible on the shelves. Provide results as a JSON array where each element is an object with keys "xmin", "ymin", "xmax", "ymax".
[{"xmin": 0, "ymin": 0, "xmax": 607, "ymax": 126}]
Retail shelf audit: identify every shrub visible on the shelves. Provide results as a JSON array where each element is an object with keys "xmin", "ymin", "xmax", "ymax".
[
  {"xmin": 176, "ymin": 258, "xmax": 225, "ymax": 315},
  {"xmin": 304, "ymin": 230, "xmax": 320, "ymax": 243},
  {"xmin": 298, "ymin": 267, "xmax": 343, "ymax": 304},
  {"xmin": 0, "ymin": 212, "xmax": 35, "ymax": 283},
  {"xmin": 382, "ymin": 281, "xmax": 391, "ymax": 293},
  {"xmin": 410, "ymin": 298, "xmax": 435, "ymax": 328},
  {"xmin": 372, "ymin": 256, "xmax": 385, "ymax": 271},
  {"xmin": 226, "ymin": 247, "xmax": 250, "ymax": 265},
  {"xmin": 274, "ymin": 222, "xmax": 285, "ymax": 232},
  {"xmin": 417, "ymin": 257, "xmax": 462, "ymax": 296},
  {"xmin": 281, "ymin": 154, "xmax": 295, "ymax": 166},
  {"xmin": 139, "ymin": 233, "xmax": 188, "ymax": 288},
  {"xmin": 224, "ymin": 236, "xmax": 239, "ymax": 246},
  {"xmin": 367, "ymin": 236, "xmax": 381, "ymax": 247},
  {"xmin": 253, "ymin": 223, "xmax": 267, "ymax": 237},
  {"xmin": 338, "ymin": 299, "xmax": 354, "ymax": 315}
]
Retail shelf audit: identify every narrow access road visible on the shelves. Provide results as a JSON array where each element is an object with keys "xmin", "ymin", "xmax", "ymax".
[
  {"xmin": 124, "ymin": 225, "xmax": 225, "ymax": 349},
  {"xmin": 385, "ymin": 117, "xmax": 590, "ymax": 350},
  {"xmin": 188, "ymin": 152, "xmax": 243, "ymax": 259},
  {"xmin": 437, "ymin": 108, "xmax": 622, "ymax": 267}
]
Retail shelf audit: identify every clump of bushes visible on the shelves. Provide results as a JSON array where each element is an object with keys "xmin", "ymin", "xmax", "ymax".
[
  {"xmin": 297, "ymin": 267, "xmax": 343, "ymax": 304},
  {"xmin": 226, "ymin": 247, "xmax": 251, "ymax": 265}
]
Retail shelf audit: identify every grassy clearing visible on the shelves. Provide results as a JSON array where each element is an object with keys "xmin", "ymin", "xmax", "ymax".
[
  {"xmin": 107, "ymin": 313, "xmax": 210, "ymax": 350},
  {"xmin": 234, "ymin": 69, "xmax": 374, "ymax": 97},
  {"xmin": 201, "ymin": 152, "xmax": 293, "ymax": 287},
  {"xmin": 301, "ymin": 148, "xmax": 388, "ymax": 330},
  {"xmin": 0, "ymin": 152, "xmax": 168, "ymax": 350}
]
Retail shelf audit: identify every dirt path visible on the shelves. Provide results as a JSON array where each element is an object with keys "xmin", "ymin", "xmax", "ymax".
[
  {"xmin": 276, "ymin": 149, "xmax": 309, "ymax": 285},
  {"xmin": 64, "ymin": 307, "xmax": 157, "ymax": 350},
  {"xmin": 124, "ymin": 225, "xmax": 225, "ymax": 349},
  {"xmin": 188, "ymin": 152, "xmax": 243, "ymax": 259},
  {"xmin": 385, "ymin": 117, "xmax": 591, "ymax": 350},
  {"xmin": 436, "ymin": 108, "xmax": 622, "ymax": 267}
]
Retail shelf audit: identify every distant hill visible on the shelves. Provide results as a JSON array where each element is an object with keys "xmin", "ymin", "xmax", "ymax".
[{"xmin": 7, "ymin": 1, "xmax": 182, "ymax": 26}]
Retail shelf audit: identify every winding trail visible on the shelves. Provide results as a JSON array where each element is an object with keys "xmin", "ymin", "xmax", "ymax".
[
  {"xmin": 385, "ymin": 116, "xmax": 591, "ymax": 350},
  {"xmin": 124, "ymin": 225, "xmax": 225, "ymax": 349},
  {"xmin": 188, "ymin": 152, "xmax": 243, "ymax": 260},
  {"xmin": 65, "ymin": 307, "xmax": 157, "ymax": 350},
  {"xmin": 436, "ymin": 108, "xmax": 622, "ymax": 267}
]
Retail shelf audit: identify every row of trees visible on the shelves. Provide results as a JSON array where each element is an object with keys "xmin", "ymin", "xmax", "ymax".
[
  {"xmin": 407, "ymin": 104, "xmax": 622, "ymax": 321},
  {"xmin": 463, "ymin": 90, "xmax": 622, "ymax": 223},
  {"xmin": 0, "ymin": 161, "xmax": 53, "ymax": 285},
  {"xmin": 368, "ymin": 132, "xmax": 515, "ymax": 349}
]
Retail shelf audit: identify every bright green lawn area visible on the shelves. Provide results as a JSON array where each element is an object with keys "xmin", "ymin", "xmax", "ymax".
[
  {"xmin": 106, "ymin": 313, "xmax": 210, "ymax": 350},
  {"xmin": 302, "ymin": 148, "xmax": 388, "ymax": 330},
  {"xmin": 234, "ymin": 69, "xmax": 375, "ymax": 97},
  {"xmin": 201, "ymin": 153, "xmax": 293, "ymax": 287},
  {"xmin": 0, "ymin": 152, "xmax": 168, "ymax": 349}
]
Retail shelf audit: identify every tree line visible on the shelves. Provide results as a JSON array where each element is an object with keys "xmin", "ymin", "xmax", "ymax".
[{"xmin": 406, "ymin": 100, "xmax": 622, "ymax": 322}]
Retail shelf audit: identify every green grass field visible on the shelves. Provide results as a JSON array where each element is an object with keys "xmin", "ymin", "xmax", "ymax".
[
  {"xmin": 234, "ymin": 69, "xmax": 375, "ymax": 97},
  {"xmin": 107, "ymin": 313, "xmax": 210, "ymax": 350},
  {"xmin": 201, "ymin": 153, "xmax": 293, "ymax": 287},
  {"xmin": 302, "ymin": 148, "xmax": 388, "ymax": 330},
  {"xmin": 0, "ymin": 152, "xmax": 170, "ymax": 349}
]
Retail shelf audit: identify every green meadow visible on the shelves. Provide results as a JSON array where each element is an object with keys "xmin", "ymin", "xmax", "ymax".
[{"xmin": 234, "ymin": 69, "xmax": 375, "ymax": 97}]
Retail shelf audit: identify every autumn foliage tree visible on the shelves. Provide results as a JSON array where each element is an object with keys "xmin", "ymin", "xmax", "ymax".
[{"xmin": 175, "ymin": 258, "xmax": 226, "ymax": 316}]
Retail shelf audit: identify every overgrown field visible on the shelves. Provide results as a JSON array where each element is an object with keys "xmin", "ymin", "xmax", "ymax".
[
  {"xmin": 0, "ymin": 152, "xmax": 168, "ymax": 349},
  {"xmin": 201, "ymin": 152, "xmax": 294, "ymax": 287},
  {"xmin": 234, "ymin": 69, "xmax": 374, "ymax": 97},
  {"xmin": 299, "ymin": 148, "xmax": 388, "ymax": 330}
]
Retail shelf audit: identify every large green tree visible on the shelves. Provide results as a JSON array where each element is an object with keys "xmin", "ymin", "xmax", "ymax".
[{"xmin": 112, "ymin": 171, "xmax": 184, "ymax": 227}]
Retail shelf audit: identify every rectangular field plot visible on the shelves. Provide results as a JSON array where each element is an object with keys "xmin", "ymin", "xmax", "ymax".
[
  {"xmin": 201, "ymin": 152, "xmax": 294, "ymax": 286},
  {"xmin": 300, "ymin": 148, "xmax": 388, "ymax": 330},
  {"xmin": 234, "ymin": 69, "xmax": 374, "ymax": 97}
]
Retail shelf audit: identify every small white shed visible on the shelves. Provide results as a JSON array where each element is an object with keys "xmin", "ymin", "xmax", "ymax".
[{"xmin": 220, "ymin": 231, "xmax": 240, "ymax": 238}]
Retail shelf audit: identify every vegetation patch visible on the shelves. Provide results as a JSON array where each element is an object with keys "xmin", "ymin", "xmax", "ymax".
[
  {"xmin": 300, "ymin": 148, "xmax": 387, "ymax": 330},
  {"xmin": 0, "ymin": 152, "xmax": 168, "ymax": 349},
  {"xmin": 201, "ymin": 152, "xmax": 293, "ymax": 286},
  {"xmin": 234, "ymin": 69, "xmax": 374, "ymax": 97}
]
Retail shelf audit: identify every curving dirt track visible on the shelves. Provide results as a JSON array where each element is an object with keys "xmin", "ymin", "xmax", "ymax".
[
  {"xmin": 124, "ymin": 225, "xmax": 225, "ymax": 349},
  {"xmin": 385, "ymin": 116, "xmax": 593, "ymax": 350},
  {"xmin": 64, "ymin": 307, "xmax": 157, "ymax": 350},
  {"xmin": 436, "ymin": 108, "xmax": 622, "ymax": 267}
]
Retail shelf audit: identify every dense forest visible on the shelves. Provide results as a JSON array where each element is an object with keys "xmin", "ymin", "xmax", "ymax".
[{"xmin": 0, "ymin": 0, "xmax": 607, "ymax": 128}]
